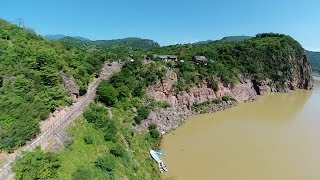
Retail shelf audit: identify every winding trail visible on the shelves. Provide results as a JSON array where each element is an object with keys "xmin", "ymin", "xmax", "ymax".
[{"xmin": 0, "ymin": 62, "xmax": 121, "ymax": 180}]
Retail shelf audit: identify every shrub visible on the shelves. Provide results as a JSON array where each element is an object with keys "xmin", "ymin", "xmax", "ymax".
[
  {"xmin": 83, "ymin": 135, "xmax": 93, "ymax": 144},
  {"xmin": 72, "ymin": 167, "xmax": 94, "ymax": 180},
  {"xmin": 117, "ymin": 85, "xmax": 131, "ymax": 100},
  {"xmin": 213, "ymin": 98, "xmax": 223, "ymax": 104},
  {"xmin": 149, "ymin": 129, "xmax": 160, "ymax": 139},
  {"xmin": 110, "ymin": 143, "xmax": 126, "ymax": 158},
  {"xmin": 79, "ymin": 84, "xmax": 87, "ymax": 96},
  {"xmin": 95, "ymin": 155, "xmax": 117, "ymax": 173},
  {"xmin": 134, "ymin": 106, "xmax": 151, "ymax": 125},
  {"xmin": 137, "ymin": 106, "xmax": 150, "ymax": 119},
  {"xmin": 148, "ymin": 123, "xmax": 157, "ymax": 131},
  {"xmin": 222, "ymin": 96, "xmax": 236, "ymax": 102},
  {"xmin": 103, "ymin": 120, "xmax": 118, "ymax": 141},
  {"xmin": 207, "ymin": 78, "xmax": 219, "ymax": 91},
  {"xmin": 134, "ymin": 115, "xmax": 143, "ymax": 125},
  {"xmin": 83, "ymin": 105, "xmax": 109, "ymax": 129}
]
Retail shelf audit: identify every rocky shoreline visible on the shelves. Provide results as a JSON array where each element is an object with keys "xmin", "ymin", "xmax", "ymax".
[{"xmin": 137, "ymin": 100, "xmax": 238, "ymax": 132}]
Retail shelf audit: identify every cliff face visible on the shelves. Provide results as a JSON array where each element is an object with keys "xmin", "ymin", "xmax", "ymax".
[{"xmin": 139, "ymin": 54, "xmax": 313, "ymax": 132}]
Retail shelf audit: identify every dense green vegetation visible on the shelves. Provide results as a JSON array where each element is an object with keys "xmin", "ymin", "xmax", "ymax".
[
  {"xmin": 13, "ymin": 59, "xmax": 166, "ymax": 179},
  {"xmin": 0, "ymin": 19, "xmax": 105, "ymax": 152},
  {"xmin": 306, "ymin": 50, "xmax": 320, "ymax": 74},
  {"xmin": 58, "ymin": 60, "xmax": 166, "ymax": 179}
]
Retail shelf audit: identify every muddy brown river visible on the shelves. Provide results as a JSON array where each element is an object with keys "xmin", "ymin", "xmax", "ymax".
[{"xmin": 161, "ymin": 78, "xmax": 320, "ymax": 180}]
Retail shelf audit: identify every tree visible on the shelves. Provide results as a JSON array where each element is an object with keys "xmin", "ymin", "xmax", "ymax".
[
  {"xmin": 97, "ymin": 80, "xmax": 119, "ymax": 106},
  {"xmin": 149, "ymin": 129, "xmax": 160, "ymax": 139},
  {"xmin": 84, "ymin": 104, "xmax": 109, "ymax": 129},
  {"xmin": 117, "ymin": 85, "xmax": 131, "ymax": 100},
  {"xmin": 104, "ymin": 120, "xmax": 118, "ymax": 141}
]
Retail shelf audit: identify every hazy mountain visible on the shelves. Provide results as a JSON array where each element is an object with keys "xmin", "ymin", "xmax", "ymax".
[
  {"xmin": 195, "ymin": 36, "xmax": 252, "ymax": 44},
  {"xmin": 220, "ymin": 36, "xmax": 252, "ymax": 42},
  {"xmin": 44, "ymin": 34, "xmax": 65, "ymax": 40},
  {"xmin": 306, "ymin": 50, "xmax": 320, "ymax": 74},
  {"xmin": 44, "ymin": 34, "xmax": 91, "ymax": 41}
]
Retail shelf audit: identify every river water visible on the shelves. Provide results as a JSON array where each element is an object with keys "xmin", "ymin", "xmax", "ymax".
[{"xmin": 161, "ymin": 77, "xmax": 320, "ymax": 180}]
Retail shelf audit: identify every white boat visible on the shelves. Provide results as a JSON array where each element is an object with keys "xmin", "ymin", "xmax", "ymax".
[{"xmin": 150, "ymin": 150, "xmax": 168, "ymax": 172}]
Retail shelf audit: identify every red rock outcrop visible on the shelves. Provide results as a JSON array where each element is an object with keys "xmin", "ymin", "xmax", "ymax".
[{"xmin": 139, "ymin": 54, "xmax": 313, "ymax": 132}]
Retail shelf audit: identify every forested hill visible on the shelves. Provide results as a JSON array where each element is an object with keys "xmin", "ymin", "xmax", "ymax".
[
  {"xmin": 151, "ymin": 33, "xmax": 311, "ymax": 90},
  {"xmin": 0, "ymin": 19, "xmax": 106, "ymax": 152},
  {"xmin": 306, "ymin": 50, "xmax": 320, "ymax": 74},
  {"xmin": 56, "ymin": 36, "xmax": 160, "ymax": 51}
]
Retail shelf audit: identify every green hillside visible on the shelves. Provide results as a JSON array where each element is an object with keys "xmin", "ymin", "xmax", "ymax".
[
  {"xmin": 0, "ymin": 19, "xmax": 106, "ymax": 152},
  {"xmin": 93, "ymin": 37, "xmax": 160, "ymax": 50},
  {"xmin": 57, "ymin": 36, "xmax": 160, "ymax": 51},
  {"xmin": 306, "ymin": 50, "xmax": 320, "ymax": 74}
]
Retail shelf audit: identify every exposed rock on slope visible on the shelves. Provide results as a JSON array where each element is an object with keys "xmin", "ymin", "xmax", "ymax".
[
  {"xmin": 61, "ymin": 72, "xmax": 80, "ymax": 99},
  {"xmin": 141, "ymin": 54, "xmax": 313, "ymax": 132}
]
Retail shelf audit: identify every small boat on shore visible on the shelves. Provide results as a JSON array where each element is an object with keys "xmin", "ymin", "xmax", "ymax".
[{"xmin": 150, "ymin": 150, "xmax": 168, "ymax": 173}]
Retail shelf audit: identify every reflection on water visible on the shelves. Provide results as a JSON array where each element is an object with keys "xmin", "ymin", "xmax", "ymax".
[{"xmin": 161, "ymin": 80, "xmax": 320, "ymax": 180}]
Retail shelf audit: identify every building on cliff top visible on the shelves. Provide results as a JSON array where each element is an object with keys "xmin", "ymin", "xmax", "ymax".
[{"xmin": 154, "ymin": 55, "xmax": 178, "ymax": 61}]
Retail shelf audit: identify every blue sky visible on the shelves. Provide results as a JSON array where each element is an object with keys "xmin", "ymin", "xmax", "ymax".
[{"xmin": 1, "ymin": 0, "xmax": 319, "ymax": 50}]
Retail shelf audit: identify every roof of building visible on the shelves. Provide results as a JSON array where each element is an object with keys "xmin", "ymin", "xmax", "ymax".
[
  {"xmin": 193, "ymin": 56, "xmax": 207, "ymax": 61},
  {"xmin": 154, "ymin": 55, "xmax": 178, "ymax": 59}
]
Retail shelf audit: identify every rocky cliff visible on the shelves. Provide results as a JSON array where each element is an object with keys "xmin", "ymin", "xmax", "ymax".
[{"xmin": 139, "ymin": 54, "xmax": 313, "ymax": 132}]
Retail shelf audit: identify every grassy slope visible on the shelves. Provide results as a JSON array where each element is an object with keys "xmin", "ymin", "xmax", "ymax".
[{"xmin": 56, "ymin": 108, "xmax": 160, "ymax": 180}]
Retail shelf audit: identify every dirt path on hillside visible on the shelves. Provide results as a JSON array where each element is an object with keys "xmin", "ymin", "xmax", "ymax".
[{"xmin": 0, "ymin": 62, "xmax": 121, "ymax": 180}]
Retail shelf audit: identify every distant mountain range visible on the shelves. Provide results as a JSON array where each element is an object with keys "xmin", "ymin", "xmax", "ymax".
[
  {"xmin": 306, "ymin": 50, "xmax": 320, "ymax": 75},
  {"xmin": 44, "ymin": 34, "xmax": 91, "ymax": 41},
  {"xmin": 195, "ymin": 36, "xmax": 252, "ymax": 44},
  {"xmin": 91, "ymin": 37, "xmax": 160, "ymax": 50},
  {"xmin": 44, "ymin": 35, "xmax": 159, "ymax": 50}
]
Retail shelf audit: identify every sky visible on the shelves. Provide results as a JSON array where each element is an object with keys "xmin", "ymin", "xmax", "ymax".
[{"xmin": 0, "ymin": 0, "xmax": 319, "ymax": 50}]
